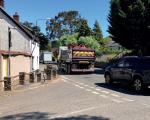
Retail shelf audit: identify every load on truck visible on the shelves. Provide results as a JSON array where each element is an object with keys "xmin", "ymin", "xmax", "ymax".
[
  {"xmin": 40, "ymin": 51, "xmax": 53, "ymax": 64},
  {"xmin": 58, "ymin": 45, "xmax": 95, "ymax": 74}
]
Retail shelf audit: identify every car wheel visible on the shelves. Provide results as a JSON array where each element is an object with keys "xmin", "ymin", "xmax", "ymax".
[
  {"xmin": 105, "ymin": 74, "xmax": 112, "ymax": 84},
  {"xmin": 132, "ymin": 78, "xmax": 142, "ymax": 92}
]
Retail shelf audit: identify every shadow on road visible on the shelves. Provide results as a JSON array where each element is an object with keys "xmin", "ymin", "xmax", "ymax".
[
  {"xmin": 95, "ymin": 82, "xmax": 150, "ymax": 96},
  {"xmin": 0, "ymin": 112, "xmax": 110, "ymax": 120}
]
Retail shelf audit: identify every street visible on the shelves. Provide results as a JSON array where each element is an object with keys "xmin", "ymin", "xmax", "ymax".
[{"xmin": 0, "ymin": 68, "xmax": 150, "ymax": 120}]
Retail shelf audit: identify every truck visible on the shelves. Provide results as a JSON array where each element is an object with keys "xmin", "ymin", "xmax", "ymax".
[
  {"xmin": 40, "ymin": 51, "xmax": 53, "ymax": 64},
  {"xmin": 58, "ymin": 45, "xmax": 95, "ymax": 74}
]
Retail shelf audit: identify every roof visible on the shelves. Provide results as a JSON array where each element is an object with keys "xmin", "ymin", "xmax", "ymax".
[
  {"xmin": 0, "ymin": 7, "xmax": 33, "ymax": 39},
  {"xmin": 20, "ymin": 24, "xmax": 39, "ymax": 42}
]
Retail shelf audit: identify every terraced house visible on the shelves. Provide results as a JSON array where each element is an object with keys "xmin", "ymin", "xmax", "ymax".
[{"xmin": 0, "ymin": 0, "xmax": 39, "ymax": 91}]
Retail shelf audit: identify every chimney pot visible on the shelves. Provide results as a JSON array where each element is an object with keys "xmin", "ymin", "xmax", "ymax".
[
  {"xmin": 0, "ymin": 0, "xmax": 4, "ymax": 8},
  {"xmin": 13, "ymin": 12, "xmax": 20, "ymax": 23}
]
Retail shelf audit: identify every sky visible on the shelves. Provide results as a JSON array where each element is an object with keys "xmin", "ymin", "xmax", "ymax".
[{"xmin": 5, "ymin": 0, "xmax": 110, "ymax": 37}]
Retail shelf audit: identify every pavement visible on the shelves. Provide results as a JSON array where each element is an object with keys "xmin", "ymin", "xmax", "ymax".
[{"xmin": 0, "ymin": 68, "xmax": 150, "ymax": 120}]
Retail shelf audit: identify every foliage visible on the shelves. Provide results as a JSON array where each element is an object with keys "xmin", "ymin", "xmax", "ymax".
[
  {"xmin": 77, "ymin": 20, "xmax": 93, "ymax": 38},
  {"xmin": 22, "ymin": 21, "xmax": 49, "ymax": 50},
  {"xmin": 108, "ymin": 0, "xmax": 150, "ymax": 55},
  {"xmin": 47, "ymin": 43, "xmax": 51, "ymax": 51},
  {"xmin": 59, "ymin": 33, "xmax": 78, "ymax": 46},
  {"xmin": 46, "ymin": 11, "xmax": 86, "ymax": 39},
  {"xmin": 38, "ymin": 33, "xmax": 49, "ymax": 50},
  {"xmin": 78, "ymin": 36, "xmax": 102, "ymax": 55},
  {"xmin": 51, "ymin": 40, "xmax": 60, "ymax": 48},
  {"xmin": 93, "ymin": 20, "xmax": 103, "ymax": 44}
]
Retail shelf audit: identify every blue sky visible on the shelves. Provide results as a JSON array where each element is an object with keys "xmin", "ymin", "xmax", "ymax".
[{"xmin": 5, "ymin": 0, "xmax": 110, "ymax": 37}]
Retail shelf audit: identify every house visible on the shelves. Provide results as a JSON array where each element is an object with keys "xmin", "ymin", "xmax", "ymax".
[
  {"xmin": 0, "ymin": 0, "xmax": 39, "ymax": 90},
  {"xmin": 107, "ymin": 41, "xmax": 122, "ymax": 51},
  {"xmin": 21, "ymin": 25, "xmax": 40, "ymax": 71}
]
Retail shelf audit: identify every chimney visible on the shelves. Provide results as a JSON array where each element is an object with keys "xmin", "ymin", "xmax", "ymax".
[
  {"xmin": 13, "ymin": 12, "xmax": 20, "ymax": 23},
  {"xmin": 0, "ymin": 0, "xmax": 4, "ymax": 8}
]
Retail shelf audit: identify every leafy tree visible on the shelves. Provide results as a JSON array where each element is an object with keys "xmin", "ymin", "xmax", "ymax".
[
  {"xmin": 22, "ymin": 21, "xmax": 49, "ymax": 50},
  {"xmin": 59, "ymin": 33, "xmax": 78, "ymax": 46},
  {"xmin": 46, "ymin": 11, "xmax": 86, "ymax": 39},
  {"xmin": 108, "ymin": 0, "xmax": 150, "ymax": 55},
  {"xmin": 93, "ymin": 20, "xmax": 103, "ymax": 44},
  {"xmin": 51, "ymin": 40, "xmax": 60, "ymax": 48},
  {"xmin": 78, "ymin": 36, "xmax": 102, "ymax": 55},
  {"xmin": 38, "ymin": 33, "xmax": 49, "ymax": 50},
  {"xmin": 77, "ymin": 20, "xmax": 93, "ymax": 37},
  {"xmin": 47, "ymin": 43, "xmax": 51, "ymax": 51}
]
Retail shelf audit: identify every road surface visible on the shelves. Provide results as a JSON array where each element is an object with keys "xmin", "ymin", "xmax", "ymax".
[{"xmin": 0, "ymin": 68, "xmax": 150, "ymax": 120}]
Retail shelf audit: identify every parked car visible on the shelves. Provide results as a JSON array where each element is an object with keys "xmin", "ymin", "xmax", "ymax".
[{"xmin": 104, "ymin": 56, "xmax": 150, "ymax": 92}]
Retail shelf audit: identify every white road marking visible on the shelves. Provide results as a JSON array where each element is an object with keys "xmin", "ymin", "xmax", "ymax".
[
  {"xmin": 79, "ymin": 83, "xmax": 84, "ymax": 85},
  {"xmin": 75, "ymin": 82, "xmax": 80, "ymax": 84},
  {"xmin": 85, "ymin": 89, "xmax": 92, "ymax": 92},
  {"xmin": 142, "ymin": 103, "xmax": 148, "ymax": 106},
  {"xmin": 90, "ymin": 87, "xmax": 95, "ymax": 89},
  {"xmin": 100, "ymin": 94, "xmax": 108, "ymax": 98},
  {"xmin": 83, "ymin": 84, "xmax": 89, "ymax": 87},
  {"xmin": 92, "ymin": 91, "xmax": 99, "ymax": 95},
  {"xmin": 122, "ymin": 98, "xmax": 135, "ymax": 102},
  {"xmin": 112, "ymin": 99, "xmax": 123, "ymax": 103},
  {"xmin": 75, "ymin": 85, "xmax": 80, "ymax": 87},
  {"xmin": 111, "ymin": 94, "xmax": 120, "ymax": 98},
  {"xmin": 95, "ymin": 88, "xmax": 101, "ymax": 91},
  {"xmin": 75, "ymin": 85, "xmax": 84, "ymax": 89},
  {"xmin": 49, "ymin": 106, "xmax": 101, "ymax": 119},
  {"xmin": 79, "ymin": 86, "xmax": 84, "ymax": 89},
  {"xmin": 101, "ymin": 91, "xmax": 109, "ymax": 94}
]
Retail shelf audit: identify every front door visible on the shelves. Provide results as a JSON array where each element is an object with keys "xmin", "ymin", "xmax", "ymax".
[{"xmin": 3, "ymin": 56, "xmax": 8, "ymax": 78}]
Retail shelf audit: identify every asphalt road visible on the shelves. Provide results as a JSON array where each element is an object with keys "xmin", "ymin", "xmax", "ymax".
[{"xmin": 0, "ymin": 68, "xmax": 150, "ymax": 120}]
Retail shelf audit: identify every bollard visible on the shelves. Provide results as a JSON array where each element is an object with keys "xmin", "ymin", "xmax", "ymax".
[
  {"xmin": 37, "ymin": 73, "xmax": 41, "ymax": 82},
  {"xmin": 47, "ymin": 65, "xmax": 52, "ymax": 70},
  {"xmin": 19, "ymin": 72, "xmax": 25, "ymax": 85},
  {"xmin": 29, "ymin": 72, "xmax": 34, "ymax": 83},
  {"xmin": 52, "ymin": 69, "xmax": 57, "ymax": 79},
  {"xmin": 4, "ymin": 77, "xmax": 11, "ymax": 91},
  {"xmin": 46, "ymin": 70, "xmax": 52, "ymax": 80}
]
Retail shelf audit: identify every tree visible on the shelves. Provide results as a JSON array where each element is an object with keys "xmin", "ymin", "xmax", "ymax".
[
  {"xmin": 59, "ymin": 33, "xmax": 78, "ymax": 46},
  {"xmin": 22, "ymin": 21, "xmax": 49, "ymax": 50},
  {"xmin": 46, "ymin": 11, "xmax": 86, "ymax": 40},
  {"xmin": 78, "ymin": 36, "xmax": 102, "ymax": 55},
  {"xmin": 93, "ymin": 20, "xmax": 103, "ymax": 44},
  {"xmin": 77, "ymin": 20, "xmax": 93, "ymax": 37},
  {"xmin": 108, "ymin": 0, "xmax": 150, "ymax": 55}
]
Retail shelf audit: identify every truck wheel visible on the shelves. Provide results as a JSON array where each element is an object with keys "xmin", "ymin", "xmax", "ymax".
[{"xmin": 67, "ymin": 64, "xmax": 71, "ymax": 74}]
